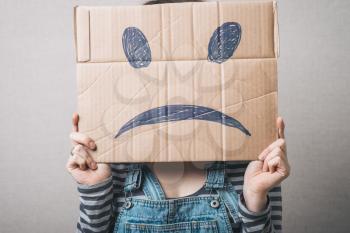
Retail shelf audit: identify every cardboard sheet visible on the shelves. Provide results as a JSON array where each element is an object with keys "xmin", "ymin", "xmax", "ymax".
[{"xmin": 74, "ymin": 1, "xmax": 279, "ymax": 163}]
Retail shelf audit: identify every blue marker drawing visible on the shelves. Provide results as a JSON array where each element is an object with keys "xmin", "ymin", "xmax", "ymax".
[
  {"xmin": 208, "ymin": 22, "xmax": 241, "ymax": 64},
  {"xmin": 115, "ymin": 105, "xmax": 251, "ymax": 138},
  {"xmin": 122, "ymin": 27, "xmax": 152, "ymax": 68}
]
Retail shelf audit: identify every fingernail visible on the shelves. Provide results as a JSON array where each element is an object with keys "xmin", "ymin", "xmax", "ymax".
[
  {"xmin": 92, "ymin": 162, "xmax": 97, "ymax": 169},
  {"xmin": 89, "ymin": 141, "xmax": 96, "ymax": 149}
]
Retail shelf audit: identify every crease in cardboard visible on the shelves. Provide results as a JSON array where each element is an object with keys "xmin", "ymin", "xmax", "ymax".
[
  {"xmin": 77, "ymin": 57, "xmax": 276, "ymax": 63},
  {"xmin": 78, "ymin": 65, "xmax": 112, "ymax": 95}
]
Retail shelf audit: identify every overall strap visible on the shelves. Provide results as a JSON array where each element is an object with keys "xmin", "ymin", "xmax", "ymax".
[
  {"xmin": 217, "ymin": 183, "xmax": 241, "ymax": 223},
  {"xmin": 124, "ymin": 164, "xmax": 143, "ymax": 193},
  {"xmin": 142, "ymin": 165, "xmax": 166, "ymax": 200},
  {"xmin": 205, "ymin": 162, "xmax": 241, "ymax": 223},
  {"xmin": 205, "ymin": 162, "xmax": 226, "ymax": 190}
]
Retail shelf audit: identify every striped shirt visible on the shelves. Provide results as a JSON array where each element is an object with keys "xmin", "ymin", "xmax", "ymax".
[{"xmin": 76, "ymin": 162, "xmax": 282, "ymax": 233}]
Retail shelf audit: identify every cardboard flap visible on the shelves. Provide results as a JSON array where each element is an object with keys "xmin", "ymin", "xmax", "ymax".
[
  {"xmin": 75, "ymin": 1, "xmax": 279, "ymax": 63},
  {"xmin": 74, "ymin": 7, "xmax": 90, "ymax": 62},
  {"xmin": 273, "ymin": 1, "xmax": 280, "ymax": 57}
]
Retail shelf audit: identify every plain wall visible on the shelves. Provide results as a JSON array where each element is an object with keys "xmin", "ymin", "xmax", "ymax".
[{"xmin": 0, "ymin": 0, "xmax": 349, "ymax": 232}]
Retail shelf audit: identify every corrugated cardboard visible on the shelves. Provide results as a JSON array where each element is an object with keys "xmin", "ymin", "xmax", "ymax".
[{"xmin": 74, "ymin": 1, "xmax": 279, "ymax": 163}]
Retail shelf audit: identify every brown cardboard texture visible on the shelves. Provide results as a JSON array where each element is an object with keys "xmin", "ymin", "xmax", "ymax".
[{"xmin": 74, "ymin": 1, "xmax": 279, "ymax": 163}]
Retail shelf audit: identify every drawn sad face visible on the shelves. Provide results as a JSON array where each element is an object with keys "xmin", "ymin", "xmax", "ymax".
[
  {"xmin": 117, "ymin": 22, "xmax": 249, "ymax": 136},
  {"xmin": 98, "ymin": 19, "xmax": 251, "ymax": 160}
]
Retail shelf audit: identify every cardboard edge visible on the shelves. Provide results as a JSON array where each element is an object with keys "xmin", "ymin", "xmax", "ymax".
[
  {"xmin": 273, "ymin": 1, "xmax": 280, "ymax": 58},
  {"xmin": 273, "ymin": 1, "xmax": 280, "ymax": 140},
  {"xmin": 74, "ymin": 6, "xmax": 91, "ymax": 62},
  {"xmin": 73, "ymin": 6, "xmax": 78, "ymax": 62}
]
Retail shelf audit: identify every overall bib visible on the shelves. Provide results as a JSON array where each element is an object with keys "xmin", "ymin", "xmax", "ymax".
[{"xmin": 113, "ymin": 162, "xmax": 242, "ymax": 233}]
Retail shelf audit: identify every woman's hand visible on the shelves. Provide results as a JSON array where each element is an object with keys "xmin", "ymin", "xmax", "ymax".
[
  {"xmin": 66, "ymin": 113, "xmax": 111, "ymax": 186},
  {"xmin": 243, "ymin": 117, "xmax": 291, "ymax": 212}
]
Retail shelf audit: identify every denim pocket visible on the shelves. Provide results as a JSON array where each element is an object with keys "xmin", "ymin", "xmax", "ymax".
[{"xmin": 125, "ymin": 220, "xmax": 218, "ymax": 233}]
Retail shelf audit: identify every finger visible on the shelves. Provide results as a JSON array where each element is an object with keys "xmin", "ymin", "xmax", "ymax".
[
  {"xmin": 66, "ymin": 153, "xmax": 86, "ymax": 171},
  {"xmin": 267, "ymin": 156, "xmax": 291, "ymax": 187},
  {"xmin": 258, "ymin": 138, "xmax": 286, "ymax": 161},
  {"xmin": 72, "ymin": 113, "xmax": 79, "ymax": 132},
  {"xmin": 259, "ymin": 158, "xmax": 291, "ymax": 189},
  {"xmin": 71, "ymin": 153, "xmax": 87, "ymax": 170},
  {"xmin": 70, "ymin": 132, "xmax": 96, "ymax": 150},
  {"xmin": 66, "ymin": 156, "xmax": 78, "ymax": 172},
  {"xmin": 267, "ymin": 156, "xmax": 281, "ymax": 174},
  {"xmin": 73, "ymin": 145, "xmax": 97, "ymax": 170},
  {"xmin": 262, "ymin": 147, "xmax": 281, "ymax": 172},
  {"xmin": 277, "ymin": 117, "xmax": 285, "ymax": 139}
]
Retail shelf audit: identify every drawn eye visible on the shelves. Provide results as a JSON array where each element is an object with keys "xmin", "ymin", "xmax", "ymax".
[
  {"xmin": 122, "ymin": 27, "xmax": 152, "ymax": 68},
  {"xmin": 208, "ymin": 22, "xmax": 241, "ymax": 64}
]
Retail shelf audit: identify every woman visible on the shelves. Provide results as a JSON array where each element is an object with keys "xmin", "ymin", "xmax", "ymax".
[{"xmin": 67, "ymin": 1, "xmax": 290, "ymax": 232}]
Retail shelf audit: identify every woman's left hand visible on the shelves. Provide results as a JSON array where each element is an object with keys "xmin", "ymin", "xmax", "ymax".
[{"xmin": 242, "ymin": 117, "xmax": 291, "ymax": 212}]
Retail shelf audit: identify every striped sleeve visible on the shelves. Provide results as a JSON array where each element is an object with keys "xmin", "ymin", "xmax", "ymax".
[
  {"xmin": 238, "ymin": 193, "xmax": 275, "ymax": 233},
  {"xmin": 76, "ymin": 176, "xmax": 115, "ymax": 233}
]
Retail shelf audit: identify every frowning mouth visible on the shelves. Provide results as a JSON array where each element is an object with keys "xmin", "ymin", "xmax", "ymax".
[{"xmin": 114, "ymin": 105, "xmax": 251, "ymax": 138}]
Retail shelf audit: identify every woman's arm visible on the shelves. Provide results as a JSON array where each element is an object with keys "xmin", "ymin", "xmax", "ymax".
[
  {"xmin": 66, "ymin": 113, "xmax": 114, "ymax": 233},
  {"xmin": 230, "ymin": 117, "xmax": 290, "ymax": 232},
  {"xmin": 238, "ymin": 188, "xmax": 281, "ymax": 233},
  {"xmin": 226, "ymin": 162, "xmax": 282, "ymax": 233},
  {"xmin": 76, "ymin": 177, "xmax": 114, "ymax": 233}
]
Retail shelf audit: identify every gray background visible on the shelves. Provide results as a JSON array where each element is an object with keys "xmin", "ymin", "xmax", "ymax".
[{"xmin": 0, "ymin": 0, "xmax": 349, "ymax": 232}]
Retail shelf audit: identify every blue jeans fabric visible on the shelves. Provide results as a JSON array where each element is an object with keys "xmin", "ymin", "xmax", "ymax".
[{"xmin": 113, "ymin": 162, "xmax": 241, "ymax": 233}]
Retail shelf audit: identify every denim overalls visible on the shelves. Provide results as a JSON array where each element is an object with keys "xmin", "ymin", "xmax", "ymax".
[{"xmin": 113, "ymin": 162, "xmax": 242, "ymax": 233}]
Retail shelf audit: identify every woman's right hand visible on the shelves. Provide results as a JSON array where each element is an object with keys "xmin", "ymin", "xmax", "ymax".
[{"xmin": 66, "ymin": 113, "xmax": 111, "ymax": 186}]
